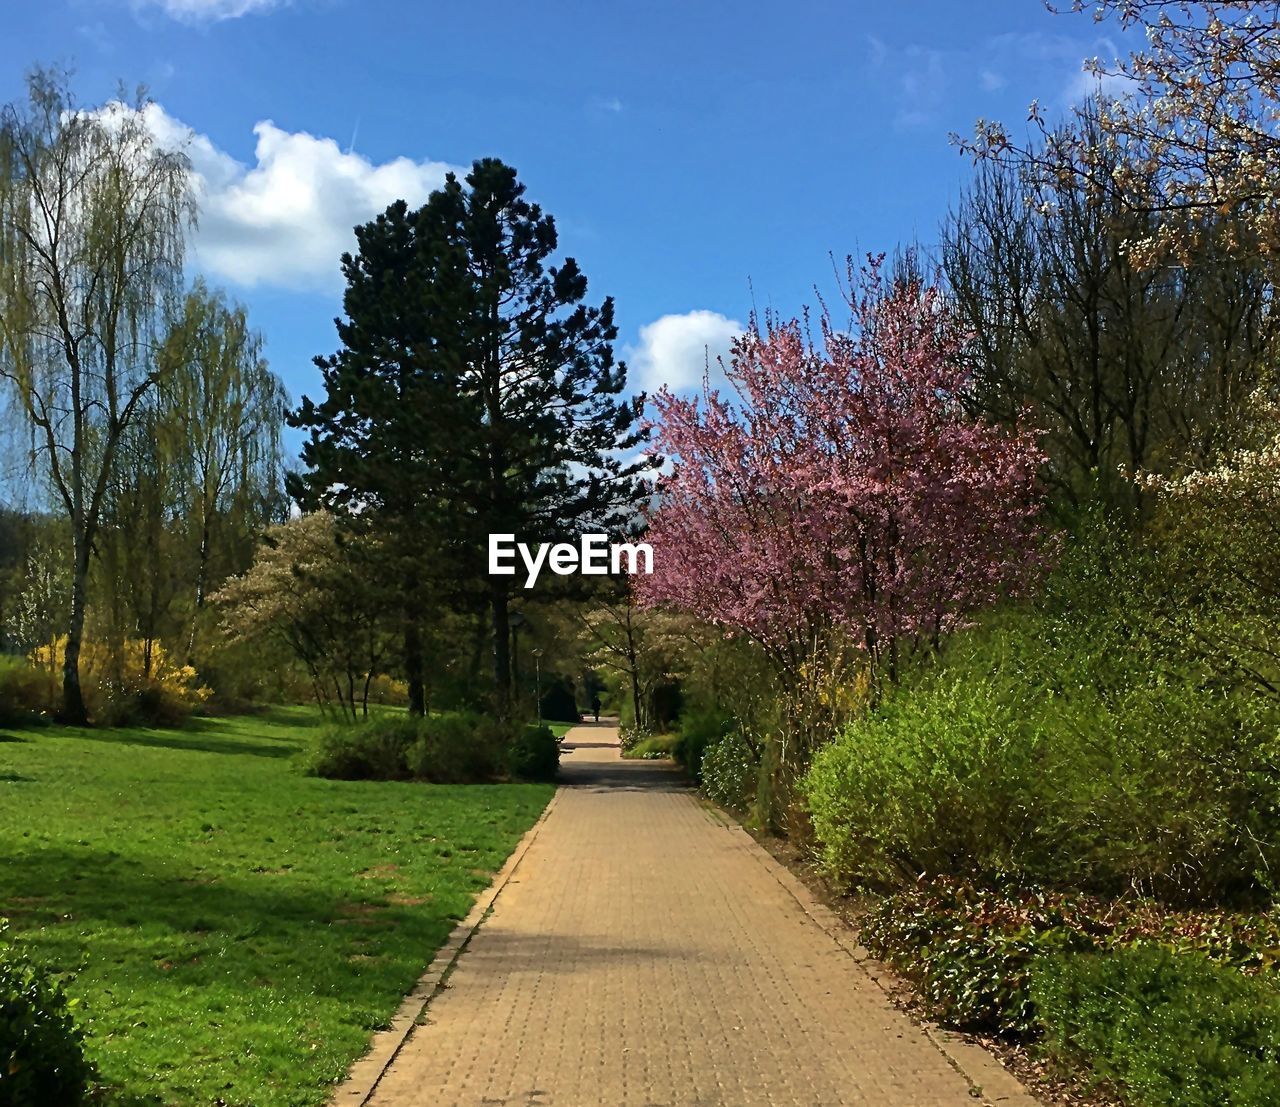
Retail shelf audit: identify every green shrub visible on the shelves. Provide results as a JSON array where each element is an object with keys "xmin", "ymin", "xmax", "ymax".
[
  {"xmin": 862, "ymin": 875, "xmax": 1280, "ymax": 1037},
  {"xmin": 803, "ymin": 661, "xmax": 1051, "ymax": 890},
  {"xmin": 538, "ymin": 678, "xmax": 579, "ymax": 724},
  {"xmin": 97, "ymin": 682, "xmax": 198, "ymax": 728},
  {"xmin": 310, "ymin": 713, "xmax": 541, "ymax": 784},
  {"xmin": 508, "ymin": 723, "xmax": 560, "ymax": 783},
  {"xmin": 621, "ymin": 733, "xmax": 677, "ymax": 760},
  {"xmin": 618, "ymin": 722, "xmax": 650, "ymax": 753},
  {"xmin": 0, "ymin": 657, "xmax": 50, "ymax": 726},
  {"xmin": 307, "ymin": 717, "xmax": 417, "ymax": 781},
  {"xmin": 802, "ymin": 578, "xmax": 1280, "ymax": 902},
  {"xmin": 699, "ymin": 728, "xmax": 759, "ymax": 811},
  {"xmin": 862, "ymin": 879, "xmax": 1104, "ymax": 1034},
  {"xmin": 0, "ymin": 921, "xmax": 93, "ymax": 1107},
  {"xmin": 406, "ymin": 712, "xmax": 501, "ymax": 783},
  {"xmin": 672, "ymin": 708, "xmax": 734, "ymax": 781},
  {"xmin": 1033, "ymin": 944, "xmax": 1280, "ymax": 1106}
]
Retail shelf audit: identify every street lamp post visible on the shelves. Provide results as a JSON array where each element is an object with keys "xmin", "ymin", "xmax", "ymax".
[{"xmin": 531, "ymin": 648, "xmax": 543, "ymax": 725}]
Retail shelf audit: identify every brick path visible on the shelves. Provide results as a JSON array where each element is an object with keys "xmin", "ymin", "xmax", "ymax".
[{"xmin": 360, "ymin": 722, "xmax": 1038, "ymax": 1106}]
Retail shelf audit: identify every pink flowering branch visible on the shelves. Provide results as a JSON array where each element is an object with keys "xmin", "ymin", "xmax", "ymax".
[{"xmin": 636, "ymin": 256, "xmax": 1048, "ymax": 688}]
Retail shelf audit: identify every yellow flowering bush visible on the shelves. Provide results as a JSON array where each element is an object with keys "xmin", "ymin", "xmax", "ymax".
[{"xmin": 31, "ymin": 637, "xmax": 211, "ymax": 726}]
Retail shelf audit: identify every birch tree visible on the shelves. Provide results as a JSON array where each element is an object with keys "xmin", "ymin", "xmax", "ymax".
[{"xmin": 0, "ymin": 71, "xmax": 194, "ymax": 722}]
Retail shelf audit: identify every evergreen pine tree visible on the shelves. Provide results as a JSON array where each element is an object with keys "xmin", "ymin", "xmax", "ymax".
[{"xmin": 291, "ymin": 160, "xmax": 649, "ymax": 714}]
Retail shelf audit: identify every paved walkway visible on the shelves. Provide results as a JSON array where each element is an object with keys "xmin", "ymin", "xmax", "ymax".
[{"xmin": 358, "ymin": 723, "xmax": 1038, "ymax": 1106}]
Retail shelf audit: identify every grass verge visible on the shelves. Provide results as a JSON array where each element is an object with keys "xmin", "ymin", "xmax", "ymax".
[
  {"xmin": 621, "ymin": 733, "xmax": 677, "ymax": 760},
  {"xmin": 0, "ymin": 706, "xmax": 553, "ymax": 1106}
]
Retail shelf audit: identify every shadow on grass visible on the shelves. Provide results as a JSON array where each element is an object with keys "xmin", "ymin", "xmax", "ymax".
[
  {"xmin": 8, "ymin": 841, "xmax": 446, "ymax": 1107},
  {"xmin": 66, "ymin": 728, "xmax": 303, "ymax": 759},
  {"xmin": 4, "ymin": 844, "xmax": 454, "ymax": 992}
]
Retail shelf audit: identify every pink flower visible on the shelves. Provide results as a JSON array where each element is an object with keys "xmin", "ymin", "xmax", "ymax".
[{"xmin": 636, "ymin": 256, "xmax": 1047, "ymax": 675}]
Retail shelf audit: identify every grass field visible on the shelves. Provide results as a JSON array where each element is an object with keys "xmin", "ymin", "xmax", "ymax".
[{"xmin": 0, "ymin": 707, "xmax": 553, "ymax": 1106}]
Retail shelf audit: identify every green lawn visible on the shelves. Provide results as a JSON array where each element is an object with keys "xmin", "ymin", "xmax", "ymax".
[{"xmin": 0, "ymin": 707, "xmax": 553, "ymax": 1106}]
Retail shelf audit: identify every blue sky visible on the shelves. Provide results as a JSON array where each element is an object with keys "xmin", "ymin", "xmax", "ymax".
[{"xmin": 2, "ymin": 0, "xmax": 1129, "ymax": 450}]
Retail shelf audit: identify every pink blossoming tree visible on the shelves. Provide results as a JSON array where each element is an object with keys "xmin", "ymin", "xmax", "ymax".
[{"xmin": 636, "ymin": 258, "xmax": 1046, "ymax": 735}]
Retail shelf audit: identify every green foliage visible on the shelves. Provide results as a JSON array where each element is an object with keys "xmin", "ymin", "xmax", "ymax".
[
  {"xmin": 803, "ymin": 529, "xmax": 1280, "ymax": 903},
  {"xmin": 0, "ymin": 656, "xmax": 48, "ymax": 725},
  {"xmin": 538, "ymin": 678, "xmax": 579, "ymax": 724},
  {"xmin": 803, "ymin": 663, "xmax": 1044, "ymax": 889},
  {"xmin": 309, "ymin": 716, "xmax": 417, "ymax": 781},
  {"xmin": 507, "ymin": 724, "xmax": 560, "ymax": 783},
  {"xmin": 699, "ymin": 728, "xmax": 759, "ymax": 812},
  {"xmin": 861, "ymin": 880, "xmax": 1106, "ymax": 1033},
  {"xmin": 1033, "ymin": 945, "xmax": 1280, "ymax": 1107},
  {"xmin": 862, "ymin": 875, "xmax": 1280, "ymax": 1037},
  {"xmin": 620, "ymin": 732, "xmax": 677, "ymax": 760},
  {"xmin": 406, "ymin": 713, "xmax": 503, "ymax": 784},
  {"xmin": 310, "ymin": 712, "xmax": 555, "ymax": 784},
  {"xmin": 0, "ymin": 921, "xmax": 92, "ymax": 1107},
  {"xmin": 0, "ymin": 707, "xmax": 551, "ymax": 1105},
  {"xmin": 672, "ymin": 708, "xmax": 735, "ymax": 781}
]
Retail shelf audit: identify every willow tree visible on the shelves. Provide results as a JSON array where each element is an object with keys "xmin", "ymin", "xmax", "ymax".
[
  {"xmin": 160, "ymin": 281, "xmax": 287, "ymax": 661},
  {"xmin": 0, "ymin": 71, "xmax": 194, "ymax": 722}
]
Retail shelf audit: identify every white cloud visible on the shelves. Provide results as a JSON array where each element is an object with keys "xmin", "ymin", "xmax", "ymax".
[
  {"xmin": 1063, "ymin": 63, "xmax": 1136, "ymax": 107},
  {"xmin": 131, "ymin": 0, "xmax": 287, "ymax": 22},
  {"xmin": 127, "ymin": 103, "xmax": 460, "ymax": 291},
  {"xmin": 980, "ymin": 69, "xmax": 1006, "ymax": 92},
  {"xmin": 983, "ymin": 31, "xmax": 1130, "ymax": 110},
  {"xmin": 865, "ymin": 37, "xmax": 948, "ymax": 130},
  {"xmin": 895, "ymin": 47, "xmax": 947, "ymax": 129},
  {"xmin": 626, "ymin": 310, "xmax": 744, "ymax": 398}
]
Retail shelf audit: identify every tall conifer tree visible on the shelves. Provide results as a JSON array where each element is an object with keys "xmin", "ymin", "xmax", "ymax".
[{"xmin": 291, "ymin": 159, "xmax": 648, "ymax": 713}]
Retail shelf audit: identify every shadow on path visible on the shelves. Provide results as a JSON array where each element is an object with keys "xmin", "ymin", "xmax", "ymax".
[{"xmin": 558, "ymin": 725, "xmax": 690, "ymax": 794}]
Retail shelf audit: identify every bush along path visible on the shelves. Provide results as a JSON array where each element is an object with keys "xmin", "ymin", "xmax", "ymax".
[{"xmin": 342, "ymin": 722, "xmax": 1040, "ymax": 1107}]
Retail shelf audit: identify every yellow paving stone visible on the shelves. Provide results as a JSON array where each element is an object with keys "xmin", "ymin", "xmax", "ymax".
[{"xmin": 362, "ymin": 722, "xmax": 1040, "ymax": 1107}]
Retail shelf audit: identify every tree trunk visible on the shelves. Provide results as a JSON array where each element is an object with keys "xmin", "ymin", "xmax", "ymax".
[
  {"xmin": 187, "ymin": 510, "xmax": 213, "ymax": 666},
  {"xmin": 491, "ymin": 584, "xmax": 511, "ymax": 717},
  {"xmin": 404, "ymin": 620, "xmax": 425, "ymax": 717},
  {"xmin": 61, "ymin": 536, "xmax": 91, "ymax": 725},
  {"xmin": 630, "ymin": 666, "xmax": 644, "ymax": 731}
]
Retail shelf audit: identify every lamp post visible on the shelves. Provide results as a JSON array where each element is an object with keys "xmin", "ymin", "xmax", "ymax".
[{"xmin": 531, "ymin": 647, "xmax": 543, "ymax": 725}]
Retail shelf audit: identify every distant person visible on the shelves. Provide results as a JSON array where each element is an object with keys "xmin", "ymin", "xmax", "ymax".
[{"xmin": 591, "ymin": 694, "xmax": 601, "ymax": 722}]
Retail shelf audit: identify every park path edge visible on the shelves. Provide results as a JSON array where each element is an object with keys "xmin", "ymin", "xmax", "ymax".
[{"xmin": 327, "ymin": 789, "xmax": 563, "ymax": 1107}]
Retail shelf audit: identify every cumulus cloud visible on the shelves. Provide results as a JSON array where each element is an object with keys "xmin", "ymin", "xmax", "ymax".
[
  {"xmin": 131, "ymin": 0, "xmax": 287, "ymax": 22},
  {"xmin": 626, "ymin": 310, "xmax": 744, "ymax": 398},
  {"xmin": 128, "ymin": 103, "xmax": 460, "ymax": 291}
]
